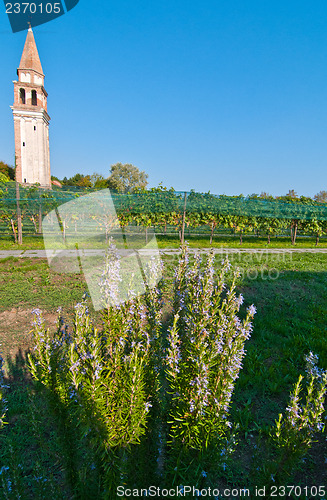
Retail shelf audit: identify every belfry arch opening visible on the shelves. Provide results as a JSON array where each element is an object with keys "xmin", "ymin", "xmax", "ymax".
[
  {"xmin": 19, "ymin": 88, "xmax": 25, "ymax": 104},
  {"xmin": 31, "ymin": 90, "xmax": 37, "ymax": 106}
]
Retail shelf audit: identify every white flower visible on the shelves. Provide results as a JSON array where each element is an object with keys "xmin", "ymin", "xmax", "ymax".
[{"xmin": 247, "ymin": 304, "xmax": 257, "ymax": 316}]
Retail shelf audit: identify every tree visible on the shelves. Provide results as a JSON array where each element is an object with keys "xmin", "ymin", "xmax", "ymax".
[
  {"xmin": 76, "ymin": 175, "xmax": 92, "ymax": 188},
  {"xmin": 0, "ymin": 172, "xmax": 10, "ymax": 183},
  {"xmin": 0, "ymin": 161, "xmax": 15, "ymax": 180},
  {"xmin": 314, "ymin": 190, "xmax": 327, "ymax": 203},
  {"xmin": 285, "ymin": 189, "xmax": 298, "ymax": 199},
  {"xmin": 90, "ymin": 172, "xmax": 107, "ymax": 190},
  {"xmin": 259, "ymin": 191, "xmax": 274, "ymax": 200},
  {"xmin": 61, "ymin": 173, "xmax": 92, "ymax": 188},
  {"xmin": 107, "ymin": 163, "xmax": 148, "ymax": 193}
]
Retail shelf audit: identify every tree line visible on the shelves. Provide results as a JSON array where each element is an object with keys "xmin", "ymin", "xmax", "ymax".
[{"xmin": 1, "ymin": 159, "xmax": 327, "ymax": 202}]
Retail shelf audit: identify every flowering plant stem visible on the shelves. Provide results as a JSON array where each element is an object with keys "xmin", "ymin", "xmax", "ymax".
[
  {"xmin": 267, "ymin": 360, "xmax": 327, "ymax": 484},
  {"xmin": 165, "ymin": 245, "xmax": 256, "ymax": 484}
]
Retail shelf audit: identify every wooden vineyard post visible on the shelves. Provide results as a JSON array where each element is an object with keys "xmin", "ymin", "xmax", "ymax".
[
  {"xmin": 15, "ymin": 181, "xmax": 23, "ymax": 245},
  {"xmin": 31, "ymin": 215, "xmax": 37, "ymax": 233},
  {"xmin": 10, "ymin": 219, "xmax": 17, "ymax": 243},
  {"xmin": 181, "ymin": 191, "xmax": 187, "ymax": 244}
]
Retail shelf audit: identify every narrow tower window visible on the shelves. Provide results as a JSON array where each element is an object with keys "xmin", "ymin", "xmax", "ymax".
[
  {"xmin": 19, "ymin": 88, "xmax": 25, "ymax": 104},
  {"xmin": 31, "ymin": 90, "xmax": 37, "ymax": 106}
]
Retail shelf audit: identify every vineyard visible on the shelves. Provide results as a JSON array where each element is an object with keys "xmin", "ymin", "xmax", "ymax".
[{"xmin": 1, "ymin": 182, "xmax": 327, "ymax": 246}]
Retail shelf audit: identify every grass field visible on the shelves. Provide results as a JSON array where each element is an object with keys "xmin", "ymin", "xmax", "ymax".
[
  {"xmin": 2, "ymin": 231, "xmax": 327, "ymax": 250},
  {"xmin": 0, "ymin": 251, "xmax": 326, "ymax": 497}
]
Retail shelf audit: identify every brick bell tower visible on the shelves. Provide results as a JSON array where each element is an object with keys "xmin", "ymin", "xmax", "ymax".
[{"xmin": 11, "ymin": 26, "xmax": 51, "ymax": 188}]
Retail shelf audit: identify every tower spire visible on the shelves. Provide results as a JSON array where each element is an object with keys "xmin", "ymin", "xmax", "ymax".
[{"xmin": 18, "ymin": 25, "xmax": 43, "ymax": 75}]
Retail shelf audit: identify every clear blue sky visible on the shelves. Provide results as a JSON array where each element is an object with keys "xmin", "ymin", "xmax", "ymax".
[{"xmin": 1, "ymin": 1, "xmax": 327, "ymax": 197}]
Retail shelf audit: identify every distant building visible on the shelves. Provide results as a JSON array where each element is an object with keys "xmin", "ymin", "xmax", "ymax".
[{"xmin": 11, "ymin": 26, "xmax": 51, "ymax": 188}]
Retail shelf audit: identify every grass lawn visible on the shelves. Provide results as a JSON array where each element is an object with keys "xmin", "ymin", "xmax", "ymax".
[{"xmin": 0, "ymin": 252, "xmax": 326, "ymax": 497}]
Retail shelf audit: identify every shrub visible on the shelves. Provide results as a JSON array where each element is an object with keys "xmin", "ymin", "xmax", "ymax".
[{"xmin": 26, "ymin": 244, "xmax": 257, "ymax": 495}]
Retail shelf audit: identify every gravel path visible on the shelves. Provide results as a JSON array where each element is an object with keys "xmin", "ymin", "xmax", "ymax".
[{"xmin": 1, "ymin": 248, "xmax": 327, "ymax": 259}]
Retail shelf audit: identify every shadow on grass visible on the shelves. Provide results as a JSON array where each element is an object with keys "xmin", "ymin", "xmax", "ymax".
[
  {"xmin": 0, "ymin": 349, "xmax": 74, "ymax": 499},
  {"xmin": 0, "ymin": 352, "xmax": 165, "ymax": 498}
]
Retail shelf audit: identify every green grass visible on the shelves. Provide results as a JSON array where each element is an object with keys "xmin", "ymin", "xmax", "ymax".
[
  {"xmin": 234, "ymin": 264, "xmax": 327, "ymax": 408},
  {"xmin": 0, "ymin": 252, "xmax": 326, "ymax": 496},
  {"xmin": 0, "ymin": 236, "xmax": 46, "ymax": 250},
  {"xmin": 2, "ymin": 232, "xmax": 327, "ymax": 250},
  {"xmin": 156, "ymin": 233, "xmax": 327, "ymax": 249},
  {"xmin": 0, "ymin": 258, "xmax": 86, "ymax": 313}
]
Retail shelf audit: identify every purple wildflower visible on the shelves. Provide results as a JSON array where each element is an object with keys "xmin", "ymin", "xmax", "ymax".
[
  {"xmin": 144, "ymin": 402, "xmax": 152, "ymax": 412},
  {"xmin": 235, "ymin": 294, "xmax": 244, "ymax": 307},
  {"xmin": 31, "ymin": 308, "xmax": 41, "ymax": 316},
  {"xmin": 247, "ymin": 304, "xmax": 257, "ymax": 317}
]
